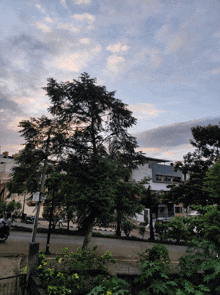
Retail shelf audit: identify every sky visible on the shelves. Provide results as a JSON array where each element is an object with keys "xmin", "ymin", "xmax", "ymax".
[{"xmin": 1, "ymin": 0, "xmax": 220, "ymax": 162}]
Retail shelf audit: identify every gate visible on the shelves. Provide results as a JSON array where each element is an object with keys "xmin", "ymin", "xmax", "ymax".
[{"xmin": 0, "ymin": 274, "xmax": 27, "ymax": 295}]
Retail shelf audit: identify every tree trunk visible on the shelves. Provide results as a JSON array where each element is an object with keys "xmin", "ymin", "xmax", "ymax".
[
  {"xmin": 67, "ymin": 219, "xmax": 70, "ymax": 231},
  {"xmin": 116, "ymin": 209, "xmax": 122, "ymax": 237},
  {"xmin": 82, "ymin": 220, "xmax": 94, "ymax": 250},
  {"xmin": 149, "ymin": 208, "xmax": 155, "ymax": 241}
]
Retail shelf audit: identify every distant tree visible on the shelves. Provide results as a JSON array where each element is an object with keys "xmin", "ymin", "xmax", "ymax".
[
  {"xmin": 0, "ymin": 200, "xmax": 22, "ymax": 218},
  {"xmin": 7, "ymin": 116, "xmax": 65, "ymax": 196},
  {"xmin": 114, "ymin": 177, "xmax": 149, "ymax": 237},
  {"xmin": 107, "ymin": 150, "xmax": 146, "ymax": 236},
  {"xmin": 204, "ymin": 159, "xmax": 220, "ymax": 206},
  {"xmin": 163, "ymin": 123, "xmax": 220, "ymax": 208}
]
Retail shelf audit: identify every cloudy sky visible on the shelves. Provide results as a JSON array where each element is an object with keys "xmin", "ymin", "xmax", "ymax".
[{"xmin": 1, "ymin": 0, "xmax": 220, "ymax": 162}]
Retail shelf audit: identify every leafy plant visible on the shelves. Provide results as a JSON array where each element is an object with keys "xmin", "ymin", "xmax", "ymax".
[
  {"xmin": 0, "ymin": 200, "xmax": 22, "ymax": 218},
  {"xmin": 88, "ymin": 277, "xmax": 130, "ymax": 295},
  {"xmin": 121, "ymin": 220, "xmax": 137, "ymax": 238},
  {"xmin": 37, "ymin": 247, "xmax": 116, "ymax": 295},
  {"xmin": 154, "ymin": 221, "xmax": 169, "ymax": 242},
  {"xmin": 134, "ymin": 244, "xmax": 177, "ymax": 294},
  {"xmin": 138, "ymin": 225, "xmax": 146, "ymax": 240}
]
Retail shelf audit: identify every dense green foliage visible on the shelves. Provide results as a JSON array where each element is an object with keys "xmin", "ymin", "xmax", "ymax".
[
  {"xmin": 155, "ymin": 206, "xmax": 220, "ymax": 247},
  {"xmin": 36, "ymin": 241, "xmax": 220, "ymax": 295},
  {"xmin": 0, "ymin": 200, "xmax": 22, "ymax": 217},
  {"xmin": 163, "ymin": 123, "xmax": 220, "ymax": 207},
  {"xmin": 37, "ymin": 246, "xmax": 116, "ymax": 295},
  {"xmin": 7, "ymin": 73, "xmax": 147, "ymax": 249},
  {"xmin": 205, "ymin": 159, "xmax": 220, "ymax": 203}
]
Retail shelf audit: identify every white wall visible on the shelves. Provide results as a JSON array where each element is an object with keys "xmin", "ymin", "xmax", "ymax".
[{"xmin": 130, "ymin": 163, "xmax": 170, "ymax": 191}]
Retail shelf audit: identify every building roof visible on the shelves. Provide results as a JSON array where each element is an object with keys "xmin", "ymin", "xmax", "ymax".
[{"xmin": 143, "ymin": 156, "xmax": 171, "ymax": 163}]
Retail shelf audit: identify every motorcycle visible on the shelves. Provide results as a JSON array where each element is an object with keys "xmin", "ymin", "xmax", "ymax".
[
  {"xmin": 0, "ymin": 225, "xmax": 10, "ymax": 242},
  {"xmin": 21, "ymin": 214, "xmax": 35, "ymax": 224},
  {"xmin": 25, "ymin": 215, "xmax": 35, "ymax": 224}
]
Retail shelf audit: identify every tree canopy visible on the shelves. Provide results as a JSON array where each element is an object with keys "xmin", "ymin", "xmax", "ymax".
[
  {"xmin": 163, "ymin": 123, "xmax": 220, "ymax": 207},
  {"xmin": 8, "ymin": 73, "xmax": 147, "ymax": 248}
]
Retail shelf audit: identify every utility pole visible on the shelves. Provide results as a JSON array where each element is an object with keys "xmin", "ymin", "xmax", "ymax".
[
  {"xmin": 22, "ymin": 195, "xmax": 26, "ymax": 214},
  {"xmin": 31, "ymin": 130, "xmax": 51, "ymax": 243},
  {"xmin": 45, "ymin": 188, "xmax": 55, "ymax": 255}
]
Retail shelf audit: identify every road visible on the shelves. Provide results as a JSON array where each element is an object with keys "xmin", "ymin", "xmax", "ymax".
[{"xmin": 0, "ymin": 230, "xmax": 187, "ymax": 262}]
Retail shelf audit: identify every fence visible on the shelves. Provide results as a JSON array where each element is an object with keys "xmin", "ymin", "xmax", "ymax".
[{"xmin": 0, "ymin": 274, "xmax": 27, "ymax": 295}]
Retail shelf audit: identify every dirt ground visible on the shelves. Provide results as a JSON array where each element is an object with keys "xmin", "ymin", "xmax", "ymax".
[{"xmin": 0, "ymin": 256, "xmax": 27, "ymax": 278}]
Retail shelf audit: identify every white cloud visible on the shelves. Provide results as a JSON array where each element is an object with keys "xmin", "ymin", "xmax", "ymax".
[
  {"xmin": 80, "ymin": 38, "xmax": 90, "ymax": 44},
  {"xmin": 165, "ymin": 35, "xmax": 187, "ymax": 53},
  {"xmin": 106, "ymin": 42, "xmax": 129, "ymax": 53},
  {"xmin": 45, "ymin": 17, "xmax": 53, "ymax": 23},
  {"xmin": 8, "ymin": 116, "xmax": 27, "ymax": 131},
  {"xmin": 53, "ymin": 52, "xmax": 90, "ymax": 72},
  {"xmin": 128, "ymin": 103, "xmax": 165, "ymax": 119},
  {"xmin": 73, "ymin": 13, "xmax": 95, "ymax": 24},
  {"xmin": 211, "ymin": 68, "xmax": 220, "ymax": 75},
  {"xmin": 36, "ymin": 22, "xmax": 51, "ymax": 33},
  {"xmin": 35, "ymin": 4, "xmax": 46, "ymax": 14},
  {"xmin": 57, "ymin": 23, "xmax": 80, "ymax": 33},
  {"xmin": 155, "ymin": 24, "xmax": 171, "ymax": 44},
  {"xmin": 92, "ymin": 44, "xmax": 102, "ymax": 53},
  {"xmin": 74, "ymin": 0, "xmax": 91, "ymax": 4},
  {"xmin": 148, "ymin": 48, "xmax": 162, "ymax": 67},
  {"xmin": 11, "ymin": 97, "xmax": 38, "ymax": 105},
  {"xmin": 60, "ymin": 0, "xmax": 67, "ymax": 8},
  {"xmin": 106, "ymin": 55, "xmax": 125, "ymax": 73}
]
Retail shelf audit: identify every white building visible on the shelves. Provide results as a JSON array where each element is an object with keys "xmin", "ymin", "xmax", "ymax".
[
  {"xmin": 0, "ymin": 151, "xmax": 19, "ymax": 201},
  {"xmin": 130, "ymin": 157, "xmax": 191, "ymax": 224},
  {"xmin": 0, "ymin": 151, "xmax": 44, "ymax": 217}
]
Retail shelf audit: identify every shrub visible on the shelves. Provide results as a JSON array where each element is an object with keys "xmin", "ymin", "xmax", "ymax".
[
  {"xmin": 155, "ymin": 217, "xmax": 196, "ymax": 244},
  {"xmin": 37, "ymin": 247, "xmax": 116, "ymax": 295},
  {"xmin": 88, "ymin": 277, "xmax": 130, "ymax": 295},
  {"xmin": 138, "ymin": 226, "xmax": 146, "ymax": 240},
  {"xmin": 121, "ymin": 220, "xmax": 137, "ymax": 238},
  {"xmin": 154, "ymin": 221, "xmax": 169, "ymax": 241}
]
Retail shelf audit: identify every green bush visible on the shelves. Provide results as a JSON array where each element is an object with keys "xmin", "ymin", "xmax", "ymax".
[
  {"xmin": 134, "ymin": 243, "xmax": 218, "ymax": 294},
  {"xmin": 154, "ymin": 222, "xmax": 169, "ymax": 241},
  {"xmin": 121, "ymin": 220, "xmax": 137, "ymax": 238},
  {"xmin": 88, "ymin": 277, "xmax": 130, "ymax": 295},
  {"xmin": 164, "ymin": 217, "xmax": 195, "ymax": 243},
  {"xmin": 37, "ymin": 247, "xmax": 116, "ymax": 295},
  {"xmin": 138, "ymin": 226, "xmax": 146, "ymax": 240},
  {"xmin": 155, "ymin": 217, "xmax": 196, "ymax": 244}
]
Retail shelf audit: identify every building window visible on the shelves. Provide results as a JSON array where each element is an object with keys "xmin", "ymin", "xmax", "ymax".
[
  {"xmin": 163, "ymin": 176, "xmax": 171, "ymax": 182},
  {"xmin": 175, "ymin": 207, "xmax": 182, "ymax": 214},
  {"xmin": 155, "ymin": 174, "xmax": 162, "ymax": 181}
]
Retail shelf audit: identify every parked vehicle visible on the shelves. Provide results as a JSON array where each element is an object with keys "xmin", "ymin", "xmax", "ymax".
[
  {"xmin": 26, "ymin": 215, "xmax": 35, "ymax": 224},
  {"xmin": 21, "ymin": 213, "xmax": 35, "ymax": 224}
]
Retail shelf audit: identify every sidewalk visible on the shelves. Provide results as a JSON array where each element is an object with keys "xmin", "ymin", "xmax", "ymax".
[{"xmin": 12, "ymin": 219, "xmax": 151, "ymax": 240}]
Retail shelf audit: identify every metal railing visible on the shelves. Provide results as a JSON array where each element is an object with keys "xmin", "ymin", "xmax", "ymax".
[{"xmin": 0, "ymin": 274, "xmax": 26, "ymax": 295}]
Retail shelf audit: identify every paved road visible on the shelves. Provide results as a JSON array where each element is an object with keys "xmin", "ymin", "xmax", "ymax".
[{"xmin": 0, "ymin": 230, "xmax": 187, "ymax": 261}]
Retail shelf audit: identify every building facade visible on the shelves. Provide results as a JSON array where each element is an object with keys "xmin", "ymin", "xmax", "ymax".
[
  {"xmin": 130, "ymin": 157, "xmax": 191, "ymax": 224},
  {"xmin": 0, "ymin": 151, "xmax": 20, "ymax": 201},
  {"xmin": 0, "ymin": 151, "xmax": 44, "ymax": 217}
]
